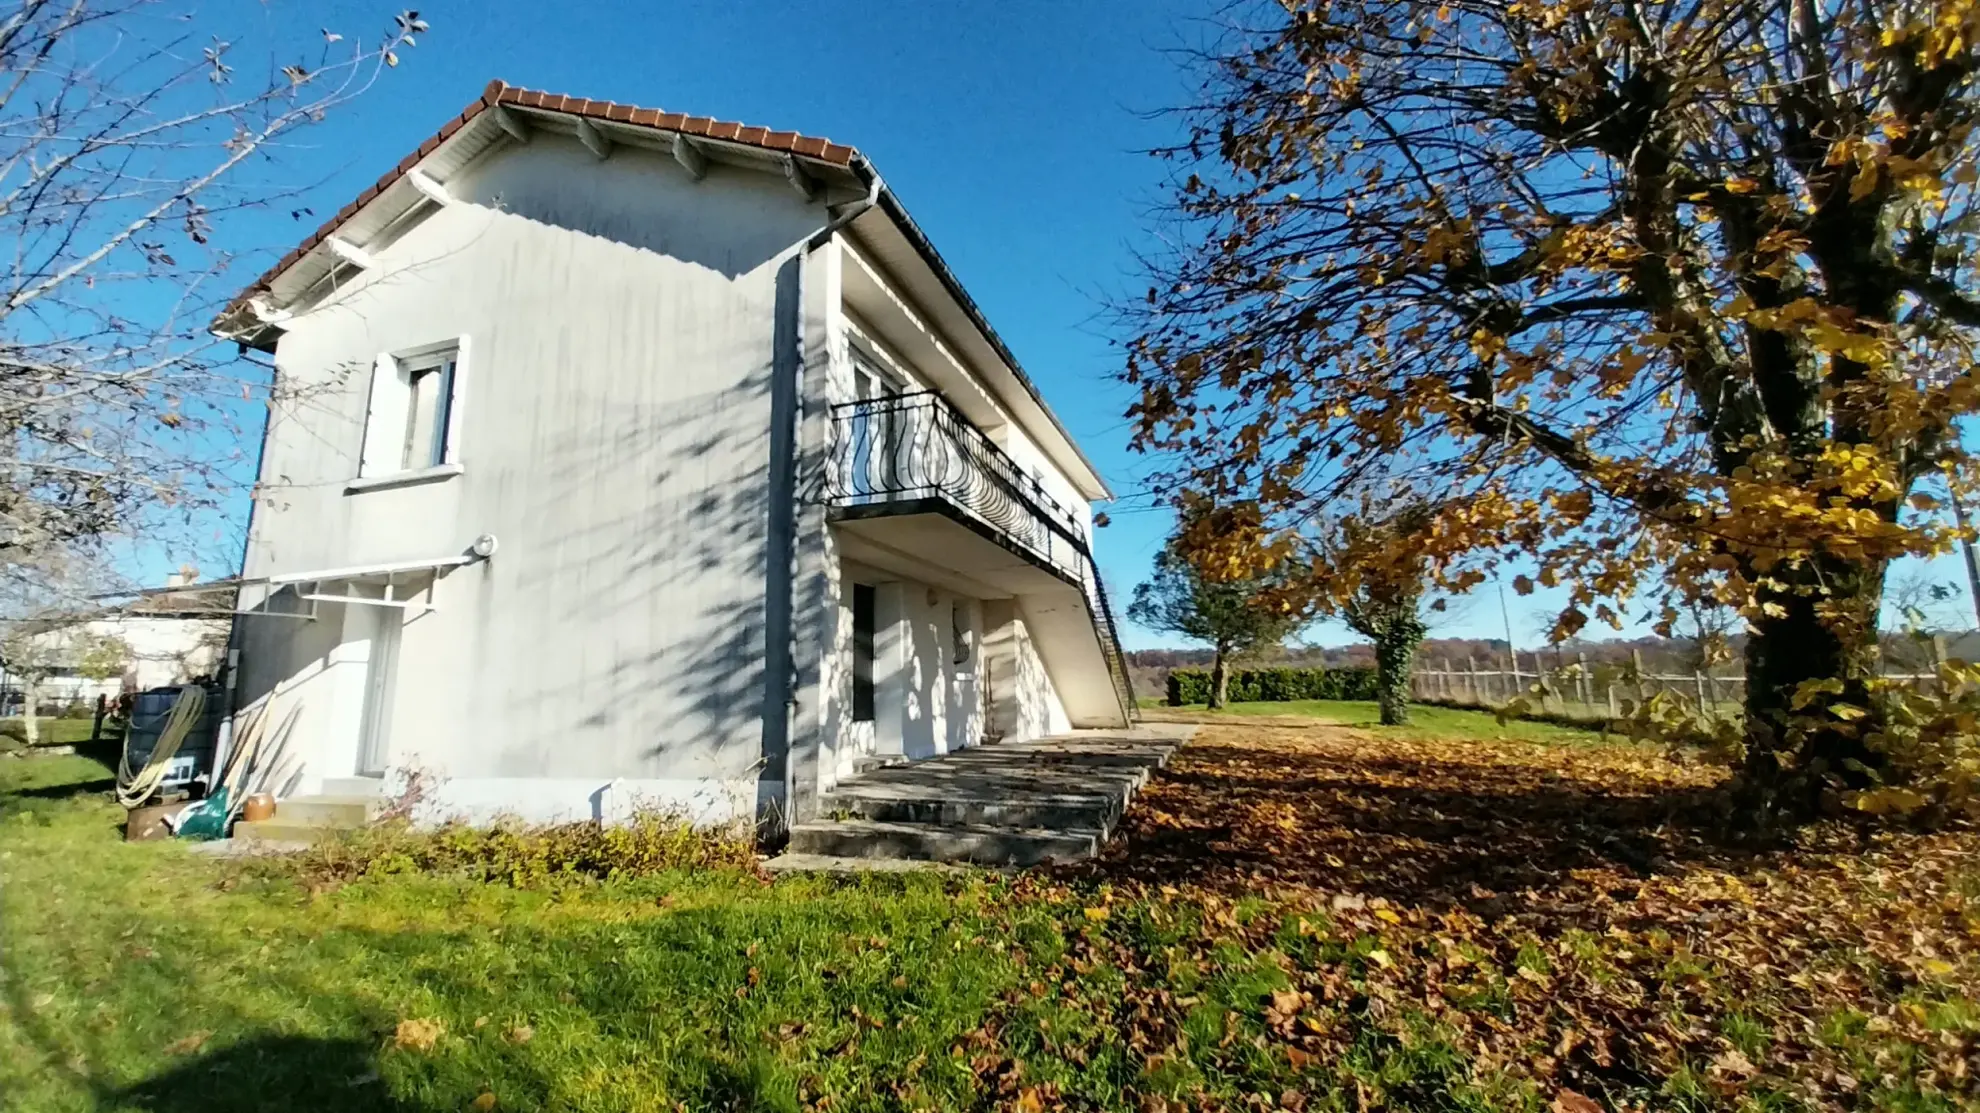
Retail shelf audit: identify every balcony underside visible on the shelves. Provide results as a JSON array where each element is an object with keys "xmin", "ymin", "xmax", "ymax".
[{"xmin": 829, "ymin": 499, "xmax": 1077, "ymax": 600}]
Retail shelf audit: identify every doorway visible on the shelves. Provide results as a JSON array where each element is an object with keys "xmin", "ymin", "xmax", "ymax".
[{"xmin": 355, "ymin": 607, "xmax": 402, "ymax": 776}]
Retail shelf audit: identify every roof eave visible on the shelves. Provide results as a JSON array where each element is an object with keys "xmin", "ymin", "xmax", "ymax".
[{"xmin": 212, "ymin": 81, "xmax": 1115, "ymax": 501}]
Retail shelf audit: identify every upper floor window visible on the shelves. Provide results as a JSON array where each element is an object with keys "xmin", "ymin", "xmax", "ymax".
[
  {"xmin": 358, "ymin": 338, "xmax": 468, "ymax": 480},
  {"xmin": 399, "ymin": 350, "xmax": 456, "ymax": 471}
]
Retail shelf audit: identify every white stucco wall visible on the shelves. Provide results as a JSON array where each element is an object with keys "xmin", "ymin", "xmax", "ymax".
[
  {"xmin": 834, "ymin": 562, "xmax": 986, "ymax": 777},
  {"xmin": 1008, "ymin": 609, "xmax": 1072, "ymax": 740},
  {"xmin": 993, "ymin": 421, "xmax": 1095, "ymax": 542},
  {"xmin": 234, "ymin": 131, "xmax": 846, "ymax": 823},
  {"xmin": 979, "ymin": 598, "xmax": 1070, "ymax": 743}
]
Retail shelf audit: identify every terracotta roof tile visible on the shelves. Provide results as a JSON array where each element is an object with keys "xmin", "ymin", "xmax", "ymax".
[{"xmin": 219, "ymin": 80, "xmax": 861, "ymax": 325}]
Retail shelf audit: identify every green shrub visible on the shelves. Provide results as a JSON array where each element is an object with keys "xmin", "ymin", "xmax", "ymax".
[
  {"xmin": 1166, "ymin": 666, "xmax": 1380, "ymax": 705},
  {"xmin": 280, "ymin": 812, "xmax": 761, "ymax": 888}
]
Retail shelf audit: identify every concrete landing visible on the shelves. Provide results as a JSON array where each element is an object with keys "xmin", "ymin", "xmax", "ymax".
[
  {"xmin": 778, "ymin": 725, "xmax": 1193, "ymax": 868},
  {"xmin": 233, "ymin": 792, "xmax": 383, "ymax": 845}
]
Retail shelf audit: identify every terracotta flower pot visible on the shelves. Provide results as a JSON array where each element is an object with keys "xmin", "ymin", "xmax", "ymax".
[{"xmin": 242, "ymin": 792, "xmax": 276, "ymax": 823}]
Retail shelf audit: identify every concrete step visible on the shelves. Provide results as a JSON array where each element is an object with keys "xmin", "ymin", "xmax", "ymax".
[
  {"xmin": 321, "ymin": 776, "xmax": 385, "ymax": 797},
  {"xmin": 786, "ymin": 818, "xmax": 1101, "ymax": 866},
  {"xmin": 232, "ymin": 819, "xmax": 342, "ymax": 845},
  {"xmin": 819, "ymin": 788, "xmax": 1122, "ymax": 834},
  {"xmin": 848, "ymin": 755, "xmax": 909, "ymax": 775},
  {"xmin": 273, "ymin": 794, "xmax": 381, "ymax": 827},
  {"xmin": 761, "ymin": 853, "xmax": 968, "ymax": 874}
]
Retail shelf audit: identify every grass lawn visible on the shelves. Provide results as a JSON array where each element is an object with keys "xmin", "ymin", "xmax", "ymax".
[
  {"xmin": 0, "ymin": 716, "xmax": 111, "ymax": 748},
  {"xmin": 1140, "ymin": 698, "xmax": 1602, "ymax": 743},
  {"xmin": 5, "ymin": 725, "xmax": 1978, "ymax": 1111}
]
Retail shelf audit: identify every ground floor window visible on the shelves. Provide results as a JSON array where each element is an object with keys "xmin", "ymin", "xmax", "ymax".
[{"xmin": 851, "ymin": 583, "xmax": 875, "ymax": 722}]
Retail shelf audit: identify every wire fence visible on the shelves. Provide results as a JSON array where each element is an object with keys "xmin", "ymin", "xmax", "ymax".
[{"xmin": 1411, "ymin": 645, "xmax": 1953, "ymax": 722}]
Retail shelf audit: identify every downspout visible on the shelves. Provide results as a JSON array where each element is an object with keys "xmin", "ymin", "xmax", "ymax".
[
  {"xmin": 211, "ymin": 339, "xmax": 282, "ymax": 787},
  {"xmin": 764, "ymin": 160, "xmax": 885, "ymax": 839},
  {"xmin": 808, "ymin": 156, "xmax": 884, "ymax": 248}
]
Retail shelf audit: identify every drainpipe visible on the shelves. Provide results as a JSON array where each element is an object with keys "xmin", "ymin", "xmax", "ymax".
[
  {"xmin": 807, "ymin": 157, "xmax": 884, "ymax": 249},
  {"xmin": 764, "ymin": 160, "xmax": 884, "ymax": 835}
]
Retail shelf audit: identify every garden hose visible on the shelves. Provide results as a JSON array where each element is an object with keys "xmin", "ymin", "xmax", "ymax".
[{"xmin": 116, "ymin": 686, "xmax": 206, "ymax": 809}]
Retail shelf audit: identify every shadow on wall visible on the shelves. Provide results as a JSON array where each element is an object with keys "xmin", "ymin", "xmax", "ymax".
[
  {"xmin": 228, "ymin": 129, "xmax": 857, "ymax": 816},
  {"xmin": 474, "ymin": 132, "xmax": 855, "ymax": 283},
  {"xmin": 487, "ymin": 247, "xmax": 803, "ymax": 804},
  {"xmin": 446, "ymin": 140, "xmax": 828, "ymax": 797},
  {"xmin": 498, "ymin": 370, "xmax": 776, "ymax": 770},
  {"xmin": 1011, "ymin": 611, "xmax": 1058, "ymax": 742}
]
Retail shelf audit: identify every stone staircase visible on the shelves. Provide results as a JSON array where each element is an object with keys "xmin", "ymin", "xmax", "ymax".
[
  {"xmin": 232, "ymin": 777, "xmax": 384, "ymax": 845},
  {"xmin": 775, "ymin": 726, "xmax": 1193, "ymax": 870}
]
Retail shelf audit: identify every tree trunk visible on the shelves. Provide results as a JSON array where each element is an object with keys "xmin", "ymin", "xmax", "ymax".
[
  {"xmin": 1208, "ymin": 650, "xmax": 1230, "ymax": 710},
  {"xmin": 1374, "ymin": 623, "xmax": 1419, "ymax": 726},
  {"xmin": 1740, "ymin": 555, "xmax": 1886, "ymax": 820},
  {"xmin": 22, "ymin": 679, "xmax": 38, "ymax": 747}
]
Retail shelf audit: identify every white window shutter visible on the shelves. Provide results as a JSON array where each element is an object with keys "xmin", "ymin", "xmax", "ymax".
[{"xmin": 358, "ymin": 353, "xmax": 407, "ymax": 477}]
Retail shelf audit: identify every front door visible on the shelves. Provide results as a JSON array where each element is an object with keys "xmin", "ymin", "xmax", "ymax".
[{"xmin": 355, "ymin": 607, "xmax": 401, "ymax": 776}]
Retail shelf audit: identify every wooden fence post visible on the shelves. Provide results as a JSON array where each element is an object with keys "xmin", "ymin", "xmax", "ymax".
[
  {"xmin": 1693, "ymin": 671, "xmax": 1709, "ymax": 710},
  {"xmin": 91, "ymin": 693, "xmax": 107, "ymax": 745},
  {"xmin": 1575, "ymin": 652, "xmax": 1592, "ymax": 709},
  {"xmin": 1631, "ymin": 648, "xmax": 1648, "ymax": 703},
  {"xmin": 1606, "ymin": 682, "xmax": 1619, "ymax": 717},
  {"xmin": 1466, "ymin": 656, "xmax": 1480, "ymax": 705}
]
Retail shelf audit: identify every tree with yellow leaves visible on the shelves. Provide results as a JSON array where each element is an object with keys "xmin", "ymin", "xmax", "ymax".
[
  {"xmin": 1126, "ymin": 0, "xmax": 1980, "ymax": 820},
  {"xmin": 1303, "ymin": 501, "xmax": 1438, "ymax": 726}
]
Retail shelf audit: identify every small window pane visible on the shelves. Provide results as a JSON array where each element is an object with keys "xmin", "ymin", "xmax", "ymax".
[
  {"xmin": 951, "ymin": 602, "xmax": 970, "ymax": 665},
  {"xmin": 398, "ymin": 353, "xmax": 457, "ymax": 470}
]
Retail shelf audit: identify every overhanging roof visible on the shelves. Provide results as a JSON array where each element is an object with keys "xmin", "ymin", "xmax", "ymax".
[{"xmin": 213, "ymin": 80, "xmax": 1112, "ymax": 501}]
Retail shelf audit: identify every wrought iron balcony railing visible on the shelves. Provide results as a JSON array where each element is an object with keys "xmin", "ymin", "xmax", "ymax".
[
  {"xmin": 827, "ymin": 391, "xmax": 1086, "ymax": 577},
  {"xmin": 825, "ymin": 391, "xmax": 1135, "ymax": 719}
]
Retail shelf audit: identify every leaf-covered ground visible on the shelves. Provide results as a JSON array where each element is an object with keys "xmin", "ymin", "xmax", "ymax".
[
  {"xmin": 1052, "ymin": 720, "xmax": 1980, "ymax": 1111},
  {"xmin": 3, "ymin": 720, "xmax": 1976, "ymax": 1112}
]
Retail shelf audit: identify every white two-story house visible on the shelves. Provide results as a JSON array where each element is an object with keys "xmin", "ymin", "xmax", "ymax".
[{"xmin": 210, "ymin": 81, "xmax": 1135, "ymax": 833}]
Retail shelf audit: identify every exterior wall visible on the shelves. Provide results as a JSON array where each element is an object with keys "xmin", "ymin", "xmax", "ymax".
[
  {"xmin": 981, "ymin": 599, "xmax": 1070, "ymax": 742},
  {"xmin": 993, "ymin": 422, "xmax": 1094, "ymax": 542},
  {"xmin": 900, "ymin": 584, "xmax": 984, "ymax": 757},
  {"xmin": 115, "ymin": 617, "xmax": 230, "ymax": 690},
  {"xmin": 838, "ymin": 560, "xmax": 985, "ymax": 768},
  {"xmin": 233, "ymin": 131, "xmax": 840, "ymax": 824},
  {"xmin": 824, "ymin": 235, "xmax": 1114, "ymax": 745},
  {"xmin": 792, "ymin": 241, "xmax": 849, "ymax": 823},
  {"xmin": 833, "ymin": 248, "xmax": 1094, "ymax": 532}
]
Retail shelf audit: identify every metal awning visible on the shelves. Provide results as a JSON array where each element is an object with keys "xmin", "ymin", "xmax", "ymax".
[{"xmin": 104, "ymin": 551, "xmax": 488, "ymax": 621}]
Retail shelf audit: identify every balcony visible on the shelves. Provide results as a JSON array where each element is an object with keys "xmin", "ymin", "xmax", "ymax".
[{"xmin": 825, "ymin": 391, "xmax": 1134, "ymax": 721}]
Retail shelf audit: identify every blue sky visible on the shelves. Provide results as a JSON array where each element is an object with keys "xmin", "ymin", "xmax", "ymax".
[{"xmin": 179, "ymin": 0, "xmax": 1972, "ymax": 649}]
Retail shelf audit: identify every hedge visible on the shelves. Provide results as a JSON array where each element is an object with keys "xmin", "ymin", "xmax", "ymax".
[{"xmin": 1166, "ymin": 666, "xmax": 1380, "ymax": 706}]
